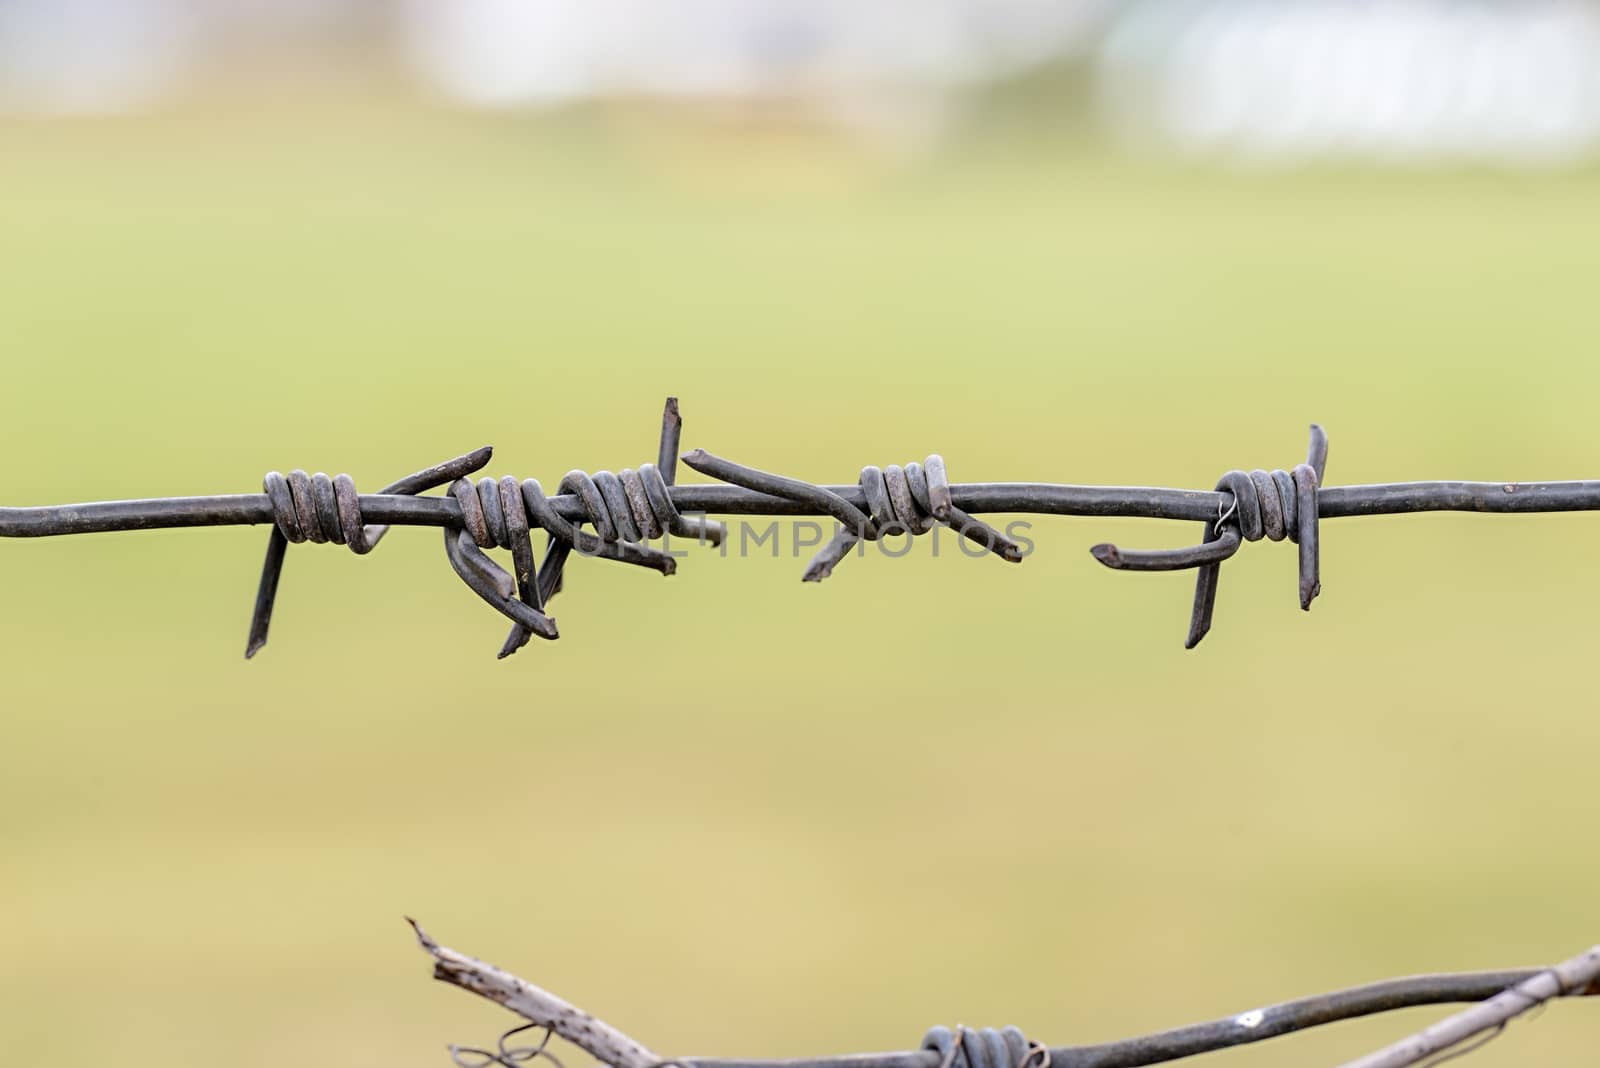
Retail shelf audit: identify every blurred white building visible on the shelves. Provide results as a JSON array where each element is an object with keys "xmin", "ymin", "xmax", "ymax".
[
  {"xmin": 0, "ymin": 0, "xmax": 191, "ymax": 114},
  {"xmin": 398, "ymin": 0, "xmax": 1101, "ymax": 136},
  {"xmin": 6, "ymin": 0, "xmax": 1600, "ymax": 167},
  {"xmin": 1096, "ymin": 0, "xmax": 1600, "ymax": 165}
]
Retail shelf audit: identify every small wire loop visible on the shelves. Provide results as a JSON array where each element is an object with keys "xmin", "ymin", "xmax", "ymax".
[
  {"xmin": 1215, "ymin": 492, "xmax": 1238, "ymax": 530},
  {"xmin": 449, "ymin": 1022, "xmax": 566, "ymax": 1068},
  {"xmin": 1221, "ymin": 470, "xmax": 1261, "ymax": 542}
]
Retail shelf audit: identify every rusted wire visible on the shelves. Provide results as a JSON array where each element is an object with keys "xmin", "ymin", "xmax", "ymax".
[
  {"xmin": 6, "ymin": 396, "xmax": 1600, "ymax": 657},
  {"xmin": 679, "ymin": 969, "xmax": 1595, "ymax": 1068},
  {"xmin": 414, "ymin": 922, "xmax": 1600, "ymax": 1068},
  {"xmin": 435, "ymin": 965, "xmax": 1600, "ymax": 1068}
]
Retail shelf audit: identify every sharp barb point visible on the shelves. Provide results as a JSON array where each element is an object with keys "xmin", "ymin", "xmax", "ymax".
[{"xmin": 1090, "ymin": 543, "xmax": 1121, "ymax": 567}]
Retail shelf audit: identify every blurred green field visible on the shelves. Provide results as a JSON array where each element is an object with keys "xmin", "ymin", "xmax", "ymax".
[{"xmin": 3, "ymin": 94, "xmax": 1600, "ymax": 1068}]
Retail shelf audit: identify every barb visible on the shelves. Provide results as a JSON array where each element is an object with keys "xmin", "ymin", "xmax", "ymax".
[
  {"xmin": 679, "ymin": 449, "xmax": 1022, "ymax": 581},
  {"xmin": 1086, "ymin": 424, "xmax": 1326, "ymax": 647},
  {"xmin": 411, "ymin": 922, "xmax": 1598, "ymax": 1068},
  {"xmin": 7, "ymin": 396, "xmax": 1600, "ymax": 656}
]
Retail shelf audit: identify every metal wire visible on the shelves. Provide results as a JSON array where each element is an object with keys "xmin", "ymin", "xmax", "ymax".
[
  {"xmin": 689, "ymin": 971, "xmax": 1584, "ymax": 1068},
  {"xmin": 6, "ymin": 396, "xmax": 1600, "ymax": 657},
  {"xmin": 439, "ymin": 967, "xmax": 1597, "ymax": 1068}
]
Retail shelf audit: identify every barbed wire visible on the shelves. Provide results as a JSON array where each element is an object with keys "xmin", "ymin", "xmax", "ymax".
[
  {"xmin": 412, "ymin": 922, "xmax": 1600, "ymax": 1068},
  {"xmin": 5, "ymin": 396, "xmax": 1600, "ymax": 657}
]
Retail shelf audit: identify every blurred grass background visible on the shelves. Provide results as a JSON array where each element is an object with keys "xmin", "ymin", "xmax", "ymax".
[{"xmin": 4, "ymin": 86, "xmax": 1600, "ymax": 1068}]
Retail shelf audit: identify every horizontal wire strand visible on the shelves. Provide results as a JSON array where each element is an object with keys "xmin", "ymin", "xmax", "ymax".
[
  {"xmin": 14, "ymin": 480, "xmax": 1600, "ymax": 538},
  {"xmin": 6, "ymin": 397, "xmax": 1600, "ymax": 655}
]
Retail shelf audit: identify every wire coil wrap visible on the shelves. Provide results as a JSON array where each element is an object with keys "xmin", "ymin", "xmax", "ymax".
[
  {"xmin": 448, "ymin": 463, "xmax": 724, "ymax": 659},
  {"xmin": 263, "ymin": 469, "xmax": 382, "ymax": 552},
  {"xmin": 248, "ymin": 446, "xmax": 497, "ymax": 659},
  {"xmin": 1091, "ymin": 424, "xmax": 1328, "ymax": 647},
  {"xmin": 248, "ymin": 399, "xmax": 724, "ymax": 660},
  {"xmin": 678, "ymin": 449, "xmax": 1023, "ymax": 581},
  {"xmin": 922, "ymin": 1027, "xmax": 1048, "ymax": 1068}
]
